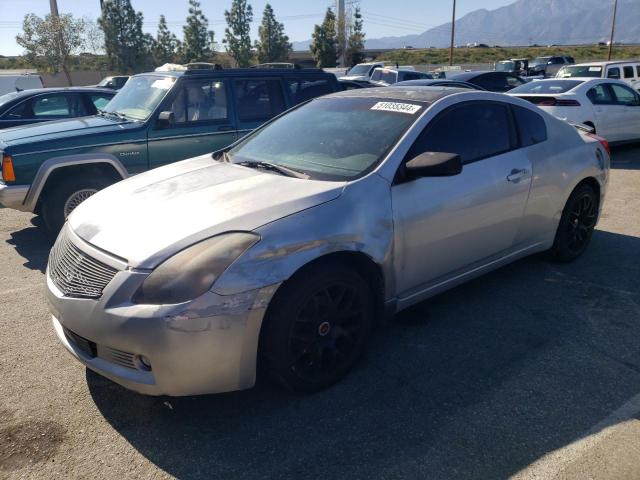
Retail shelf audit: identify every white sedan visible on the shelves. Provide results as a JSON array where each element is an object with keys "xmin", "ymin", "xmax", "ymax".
[{"xmin": 508, "ymin": 78, "xmax": 640, "ymax": 144}]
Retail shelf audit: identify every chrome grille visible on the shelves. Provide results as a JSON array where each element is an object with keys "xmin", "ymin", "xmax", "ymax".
[{"xmin": 48, "ymin": 228, "xmax": 118, "ymax": 299}]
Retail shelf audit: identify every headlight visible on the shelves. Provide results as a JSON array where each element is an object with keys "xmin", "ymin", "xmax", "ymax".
[{"xmin": 133, "ymin": 232, "xmax": 259, "ymax": 304}]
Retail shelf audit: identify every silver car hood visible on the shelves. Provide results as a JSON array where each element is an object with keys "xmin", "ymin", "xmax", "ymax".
[{"xmin": 68, "ymin": 155, "xmax": 345, "ymax": 268}]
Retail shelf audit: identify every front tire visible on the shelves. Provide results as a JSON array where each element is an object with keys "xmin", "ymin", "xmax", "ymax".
[
  {"xmin": 550, "ymin": 184, "xmax": 598, "ymax": 262},
  {"xmin": 41, "ymin": 176, "xmax": 114, "ymax": 240},
  {"xmin": 261, "ymin": 263, "xmax": 374, "ymax": 393}
]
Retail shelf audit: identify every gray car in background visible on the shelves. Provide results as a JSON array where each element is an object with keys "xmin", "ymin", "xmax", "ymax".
[{"xmin": 46, "ymin": 87, "xmax": 609, "ymax": 397}]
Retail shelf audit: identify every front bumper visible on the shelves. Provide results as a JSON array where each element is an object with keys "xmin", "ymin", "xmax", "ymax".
[
  {"xmin": 0, "ymin": 184, "xmax": 29, "ymax": 211},
  {"xmin": 46, "ymin": 231, "xmax": 279, "ymax": 396}
]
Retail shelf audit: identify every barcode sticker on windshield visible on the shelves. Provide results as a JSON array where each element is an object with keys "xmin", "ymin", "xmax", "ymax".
[{"xmin": 371, "ymin": 102, "xmax": 422, "ymax": 114}]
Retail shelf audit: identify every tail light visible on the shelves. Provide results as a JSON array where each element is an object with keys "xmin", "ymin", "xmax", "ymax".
[
  {"xmin": 521, "ymin": 96, "xmax": 581, "ymax": 107},
  {"xmin": 2, "ymin": 154, "xmax": 16, "ymax": 182},
  {"xmin": 588, "ymin": 133, "xmax": 610, "ymax": 156}
]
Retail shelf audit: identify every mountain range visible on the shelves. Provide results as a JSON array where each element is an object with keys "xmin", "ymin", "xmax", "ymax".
[{"xmin": 292, "ymin": 0, "xmax": 639, "ymax": 51}]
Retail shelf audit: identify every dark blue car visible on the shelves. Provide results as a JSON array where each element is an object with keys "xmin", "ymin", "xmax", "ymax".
[{"xmin": 0, "ymin": 87, "xmax": 116, "ymax": 129}]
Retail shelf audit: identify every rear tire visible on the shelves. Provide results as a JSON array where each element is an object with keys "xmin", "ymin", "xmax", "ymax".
[
  {"xmin": 41, "ymin": 175, "xmax": 115, "ymax": 241},
  {"xmin": 550, "ymin": 184, "xmax": 598, "ymax": 262},
  {"xmin": 261, "ymin": 263, "xmax": 374, "ymax": 393}
]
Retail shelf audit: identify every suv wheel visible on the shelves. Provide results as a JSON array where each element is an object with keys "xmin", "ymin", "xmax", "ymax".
[
  {"xmin": 261, "ymin": 262, "xmax": 374, "ymax": 393},
  {"xmin": 41, "ymin": 176, "xmax": 115, "ymax": 240}
]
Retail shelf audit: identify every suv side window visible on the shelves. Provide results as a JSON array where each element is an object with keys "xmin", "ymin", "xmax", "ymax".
[
  {"xmin": 287, "ymin": 78, "xmax": 332, "ymax": 105},
  {"xmin": 169, "ymin": 79, "xmax": 228, "ymax": 124},
  {"xmin": 513, "ymin": 105, "xmax": 547, "ymax": 147},
  {"xmin": 587, "ymin": 84, "xmax": 615, "ymax": 105},
  {"xmin": 623, "ymin": 66, "xmax": 635, "ymax": 79},
  {"xmin": 610, "ymin": 84, "xmax": 640, "ymax": 106},
  {"xmin": 402, "ymin": 72, "xmax": 422, "ymax": 81},
  {"xmin": 406, "ymin": 102, "xmax": 514, "ymax": 164},
  {"xmin": 607, "ymin": 67, "xmax": 621, "ymax": 79},
  {"xmin": 233, "ymin": 78, "xmax": 285, "ymax": 122}
]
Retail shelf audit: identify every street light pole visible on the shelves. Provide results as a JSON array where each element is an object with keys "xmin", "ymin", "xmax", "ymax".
[
  {"xmin": 449, "ymin": 0, "xmax": 456, "ymax": 66},
  {"xmin": 607, "ymin": 0, "xmax": 618, "ymax": 61}
]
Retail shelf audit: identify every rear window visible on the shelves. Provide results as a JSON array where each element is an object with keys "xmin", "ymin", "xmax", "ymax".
[
  {"xmin": 557, "ymin": 65, "xmax": 603, "ymax": 78},
  {"xmin": 623, "ymin": 66, "xmax": 635, "ymax": 78},
  {"xmin": 510, "ymin": 80, "xmax": 583, "ymax": 94}
]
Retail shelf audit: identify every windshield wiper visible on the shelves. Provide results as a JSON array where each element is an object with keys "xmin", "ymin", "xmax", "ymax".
[
  {"xmin": 97, "ymin": 109, "xmax": 128, "ymax": 121},
  {"xmin": 236, "ymin": 160, "xmax": 309, "ymax": 179}
]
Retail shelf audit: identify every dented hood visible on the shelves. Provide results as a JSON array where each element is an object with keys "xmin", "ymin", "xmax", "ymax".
[{"xmin": 68, "ymin": 155, "xmax": 344, "ymax": 268}]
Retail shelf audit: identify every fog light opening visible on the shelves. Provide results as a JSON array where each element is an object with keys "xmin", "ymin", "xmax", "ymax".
[{"xmin": 134, "ymin": 355, "xmax": 152, "ymax": 372}]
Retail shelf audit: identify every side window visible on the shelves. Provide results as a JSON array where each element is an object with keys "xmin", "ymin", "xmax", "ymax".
[
  {"xmin": 471, "ymin": 74, "xmax": 501, "ymax": 90},
  {"xmin": 610, "ymin": 84, "xmax": 640, "ymax": 106},
  {"xmin": 32, "ymin": 94, "xmax": 71, "ymax": 118},
  {"xmin": 607, "ymin": 67, "xmax": 621, "ymax": 79},
  {"xmin": 90, "ymin": 94, "xmax": 113, "ymax": 111},
  {"xmin": 169, "ymin": 79, "xmax": 228, "ymax": 124},
  {"xmin": 513, "ymin": 106, "xmax": 547, "ymax": 147},
  {"xmin": 234, "ymin": 78, "xmax": 285, "ymax": 122},
  {"xmin": 287, "ymin": 78, "xmax": 332, "ymax": 105},
  {"xmin": 623, "ymin": 66, "xmax": 635, "ymax": 79},
  {"xmin": 402, "ymin": 73, "xmax": 421, "ymax": 81},
  {"xmin": 587, "ymin": 84, "xmax": 615, "ymax": 105},
  {"xmin": 637, "ymin": 66, "xmax": 640, "ymax": 77},
  {"xmin": 115, "ymin": 77, "xmax": 128, "ymax": 89},
  {"xmin": 551, "ymin": 57, "xmax": 563, "ymax": 64},
  {"xmin": 407, "ymin": 102, "xmax": 513, "ymax": 164},
  {"xmin": 5, "ymin": 101, "xmax": 30, "ymax": 119}
]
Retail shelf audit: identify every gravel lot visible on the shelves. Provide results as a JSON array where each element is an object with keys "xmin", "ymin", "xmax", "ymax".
[{"xmin": 1, "ymin": 146, "xmax": 639, "ymax": 480}]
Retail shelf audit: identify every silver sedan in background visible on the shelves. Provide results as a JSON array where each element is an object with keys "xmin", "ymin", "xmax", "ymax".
[{"xmin": 46, "ymin": 88, "xmax": 610, "ymax": 396}]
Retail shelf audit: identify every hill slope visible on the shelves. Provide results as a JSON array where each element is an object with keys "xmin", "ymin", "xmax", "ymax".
[{"xmin": 293, "ymin": 0, "xmax": 639, "ymax": 50}]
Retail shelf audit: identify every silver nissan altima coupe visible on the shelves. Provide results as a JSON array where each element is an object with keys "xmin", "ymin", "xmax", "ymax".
[{"xmin": 46, "ymin": 87, "xmax": 609, "ymax": 396}]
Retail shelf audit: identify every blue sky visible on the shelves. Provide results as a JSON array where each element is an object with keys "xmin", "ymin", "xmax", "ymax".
[{"xmin": 0, "ymin": 0, "xmax": 516, "ymax": 56}]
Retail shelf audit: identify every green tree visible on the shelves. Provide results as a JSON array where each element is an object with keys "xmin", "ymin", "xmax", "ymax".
[
  {"xmin": 224, "ymin": 0, "xmax": 254, "ymax": 67},
  {"xmin": 182, "ymin": 0, "xmax": 215, "ymax": 62},
  {"xmin": 154, "ymin": 15, "xmax": 181, "ymax": 65},
  {"xmin": 310, "ymin": 8, "xmax": 338, "ymax": 68},
  {"xmin": 98, "ymin": 0, "xmax": 150, "ymax": 73},
  {"xmin": 345, "ymin": 7, "xmax": 365, "ymax": 67},
  {"xmin": 255, "ymin": 4, "xmax": 291, "ymax": 63},
  {"xmin": 16, "ymin": 13, "xmax": 86, "ymax": 85}
]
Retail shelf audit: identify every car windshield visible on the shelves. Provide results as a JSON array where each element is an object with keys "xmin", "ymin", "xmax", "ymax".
[
  {"xmin": 496, "ymin": 62, "xmax": 515, "ymax": 72},
  {"xmin": 102, "ymin": 75, "xmax": 175, "ymax": 120},
  {"xmin": 0, "ymin": 91, "xmax": 21, "ymax": 108},
  {"xmin": 532, "ymin": 57, "xmax": 551, "ymax": 66},
  {"xmin": 227, "ymin": 97, "xmax": 424, "ymax": 181},
  {"xmin": 556, "ymin": 65, "xmax": 603, "ymax": 78},
  {"xmin": 347, "ymin": 65, "xmax": 373, "ymax": 75},
  {"xmin": 510, "ymin": 80, "xmax": 584, "ymax": 94}
]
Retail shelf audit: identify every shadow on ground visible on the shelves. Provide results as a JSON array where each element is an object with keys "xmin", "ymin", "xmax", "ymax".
[
  {"xmin": 88, "ymin": 229, "xmax": 640, "ymax": 480},
  {"xmin": 5, "ymin": 216, "xmax": 50, "ymax": 272},
  {"xmin": 611, "ymin": 144, "xmax": 640, "ymax": 170}
]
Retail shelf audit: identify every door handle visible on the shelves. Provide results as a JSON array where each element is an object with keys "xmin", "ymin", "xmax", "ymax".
[
  {"xmin": 217, "ymin": 125, "xmax": 234, "ymax": 132},
  {"xmin": 507, "ymin": 168, "xmax": 528, "ymax": 183}
]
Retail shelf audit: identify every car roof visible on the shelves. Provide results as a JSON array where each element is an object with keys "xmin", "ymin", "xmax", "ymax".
[
  {"xmin": 134, "ymin": 68, "xmax": 333, "ymax": 79},
  {"xmin": 392, "ymin": 79, "xmax": 483, "ymax": 89},
  {"xmin": 10, "ymin": 86, "xmax": 115, "ymax": 98},
  {"xmin": 449, "ymin": 71, "xmax": 495, "ymax": 80},
  {"xmin": 324, "ymin": 86, "xmax": 469, "ymax": 104},
  {"xmin": 372, "ymin": 67, "xmax": 417, "ymax": 74},
  {"xmin": 572, "ymin": 60, "xmax": 640, "ymax": 67}
]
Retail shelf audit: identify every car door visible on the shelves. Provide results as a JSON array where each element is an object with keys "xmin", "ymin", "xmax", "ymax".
[
  {"xmin": 147, "ymin": 77, "xmax": 237, "ymax": 169},
  {"xmin": 231, "ymin": 77, "xmax": 287, "ymax": 140},
  {"xmin": 391, "ymin": 101, "xmax": 533, "ymax": 296},
  {"xmin": 609, "ymin": 83, "xmax": 640, "ymax": 141},
  {"xmin": 587, "ymin": 83, "xmax": 623, "ymax": 141}
]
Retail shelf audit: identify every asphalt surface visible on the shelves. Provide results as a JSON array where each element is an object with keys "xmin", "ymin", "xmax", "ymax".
[{"xmin": 1, "ymin": 146, "xmax": 639, "ymax": 479}]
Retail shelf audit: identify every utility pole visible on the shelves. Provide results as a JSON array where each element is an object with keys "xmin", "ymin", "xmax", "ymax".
[
  {"xmin": 337, "ymin": 0, "xmax": 346, "ymax": 67},
  {"xmin": 607, "ymin": 0, "xmax": 618, "ymax": 61},
  {"xmin": 49, "ymin": 0, "xmax": 59, "ymax": 17},
  {"xmin": 449, "ymin": 0, "xmax": 456, "ymax": 66}
]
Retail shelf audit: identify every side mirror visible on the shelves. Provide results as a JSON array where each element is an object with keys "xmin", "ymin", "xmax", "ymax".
[
  {"xmin": 405, "ymin": 152, "xmax": 463, "ymax": 179},
  {"xmin": 156, "ymin": 111, "xmax": 175, "ymax": 129}
]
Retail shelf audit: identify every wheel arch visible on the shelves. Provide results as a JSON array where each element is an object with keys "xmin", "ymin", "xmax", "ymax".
[{"xmin": 26, "ymin": 154, "xmax": 128, "ymax": 212}]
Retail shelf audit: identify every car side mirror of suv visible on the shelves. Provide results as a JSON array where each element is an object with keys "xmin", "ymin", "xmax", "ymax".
[
  {"xmin": 157, "ymin": 111, "xmax": 175, "ymax": 129},
  {"xmin": 405, "ymin": 152, "xmax": 463, "ymax": 179}
]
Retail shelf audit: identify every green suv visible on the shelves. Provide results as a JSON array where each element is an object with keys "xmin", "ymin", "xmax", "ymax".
[{"xmin": 0, "ymin": 67, "xmax": 340, "ymax": 236}]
